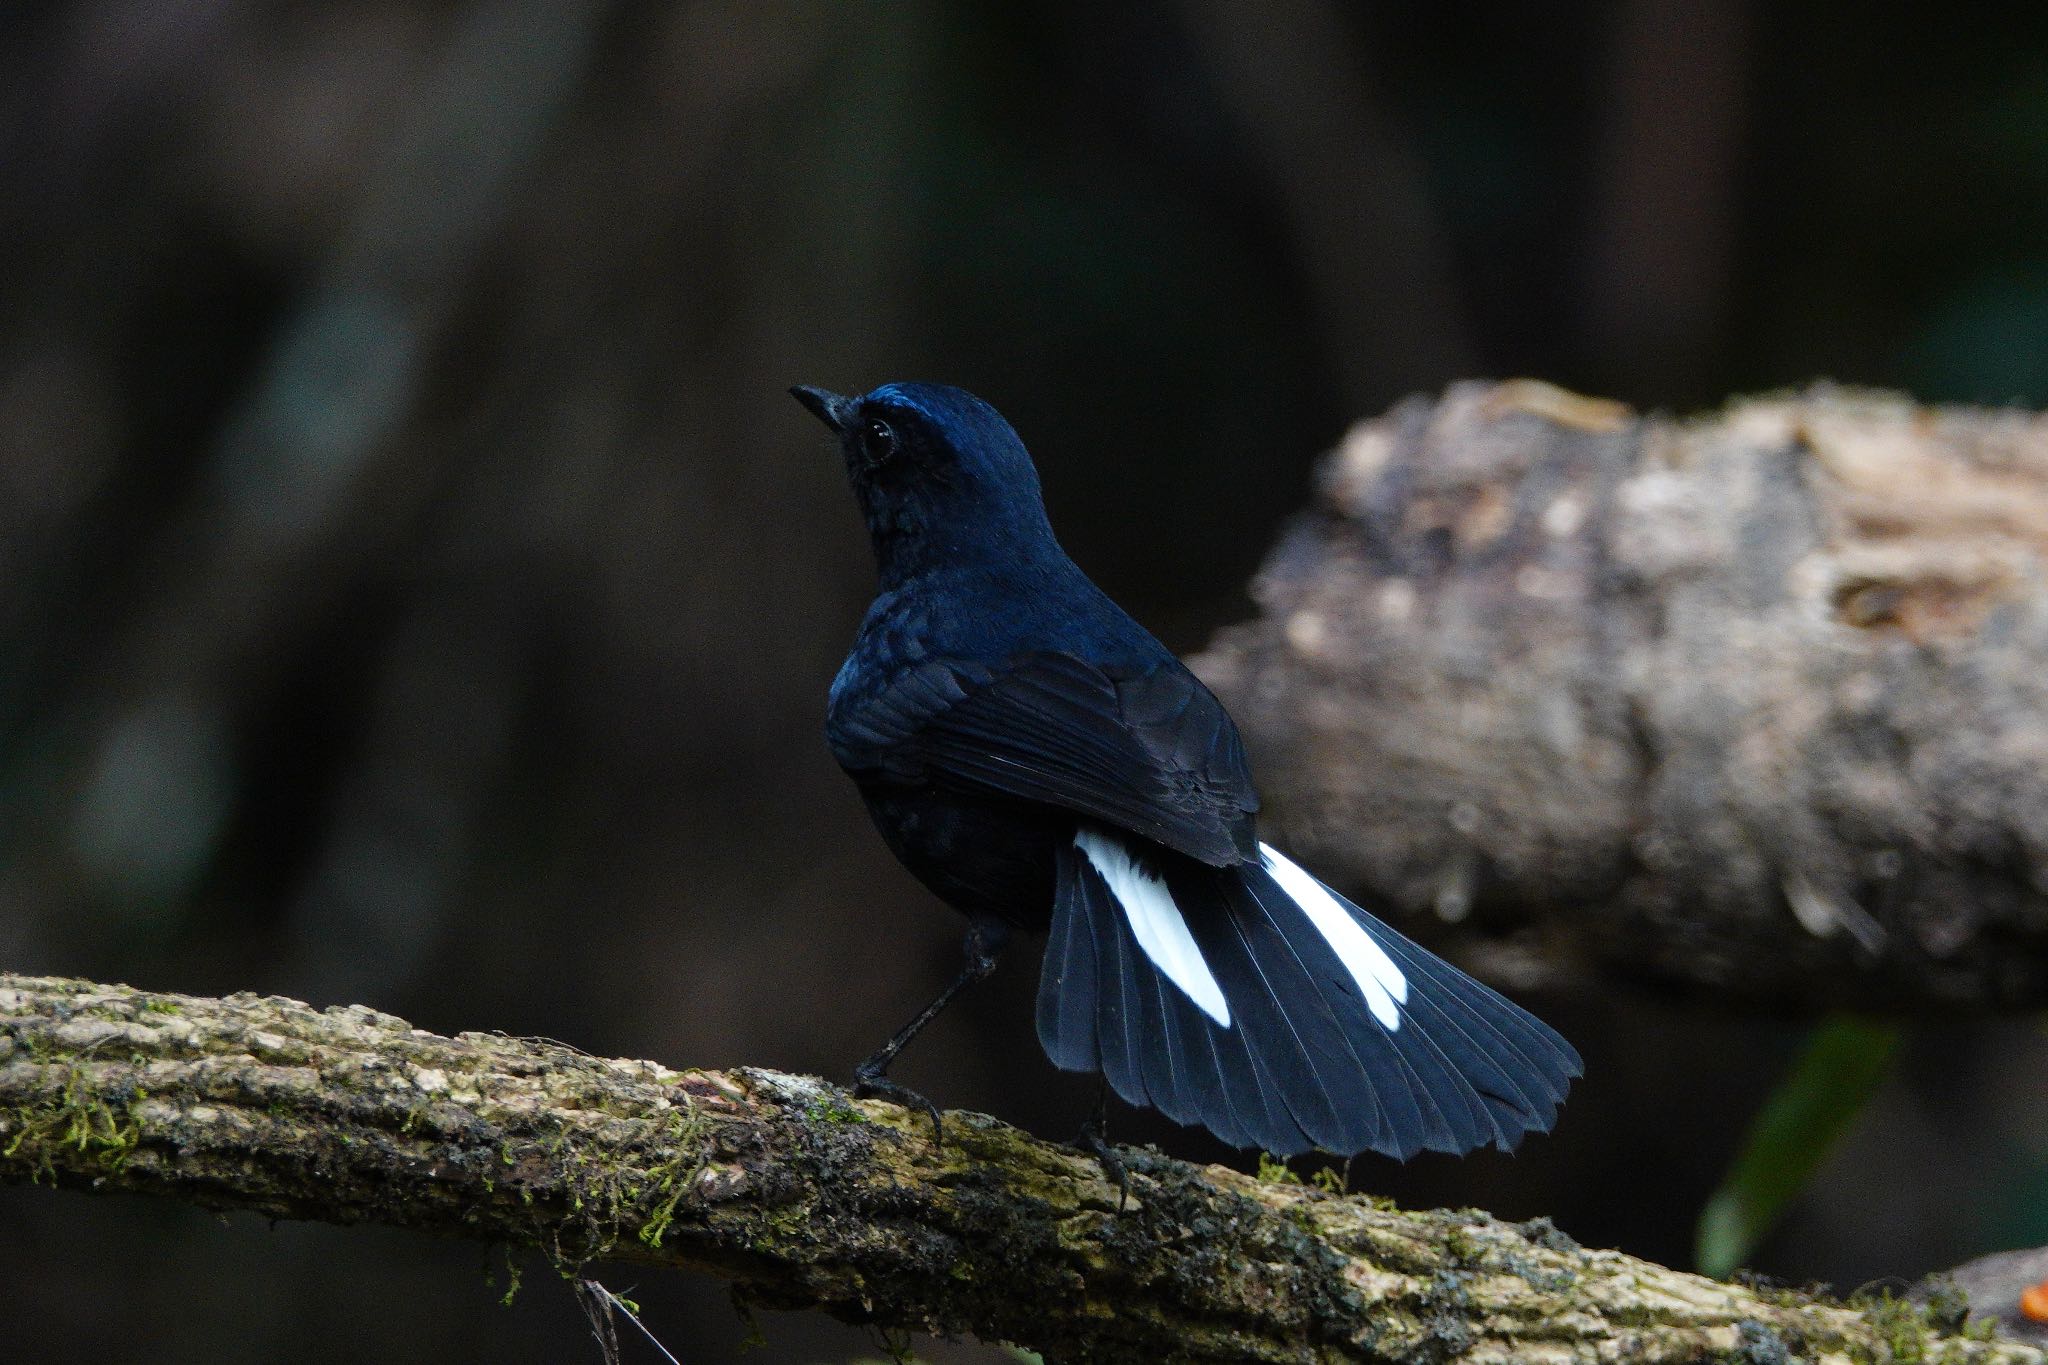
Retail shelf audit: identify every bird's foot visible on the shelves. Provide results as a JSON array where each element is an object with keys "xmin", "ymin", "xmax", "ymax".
[
  {"xmin": 852, "ymin": 1064, "xmax": 944, "ymax": 1145},
  {"xmin": 1072, "ymin": 1117, "xmax": 1130, "ymax": 1212}
]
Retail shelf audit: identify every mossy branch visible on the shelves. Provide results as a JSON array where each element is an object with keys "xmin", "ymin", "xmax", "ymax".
[{"xmin": 0, "ymin": 972, "xmax": 2033, "ymax": 1364}]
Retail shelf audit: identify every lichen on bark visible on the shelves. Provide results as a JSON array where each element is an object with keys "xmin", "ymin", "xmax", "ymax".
[{"xmin": 1, "ymin": 972, "xmax": 2037, "ymax": 1363}]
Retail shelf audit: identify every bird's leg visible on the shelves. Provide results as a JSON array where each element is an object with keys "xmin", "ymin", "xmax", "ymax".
[
  {"xmin": 852, "ymin": 915, "xmax": 1011, "ymax": 1145},
  {"xmin": 1070, "ymin": 1076, "xmax": 1129, "ymax": 1210}
]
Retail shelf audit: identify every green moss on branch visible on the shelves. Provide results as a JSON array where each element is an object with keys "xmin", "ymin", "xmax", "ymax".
[{"xmin": 0, "ymin": 973, "xmax": 2035, "ymax": 1364}]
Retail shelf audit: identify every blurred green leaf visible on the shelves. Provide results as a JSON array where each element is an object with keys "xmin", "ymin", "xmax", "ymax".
[{"xmin": 1695, "ymin": 1015, "xmax": 1901, "ymax": 1279}]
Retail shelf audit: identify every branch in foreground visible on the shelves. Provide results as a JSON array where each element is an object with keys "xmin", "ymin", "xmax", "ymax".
[
  {"xmin": 0, "ymin": 973, "xmax": 2032, "ymax": 1364},
  {"xmin": 1196, "ymin": 382, "xmax": 2048, "ymax": 1010}
]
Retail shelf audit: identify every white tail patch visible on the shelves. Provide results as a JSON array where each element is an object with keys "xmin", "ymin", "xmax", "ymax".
[
  {"xmin": 1259, "ymin": 843, "xmax": 1408, "ymax": 1030},
  {"xmin": 1074, "ymin": 830, "xmax": 1232, "ymax": 1028}
]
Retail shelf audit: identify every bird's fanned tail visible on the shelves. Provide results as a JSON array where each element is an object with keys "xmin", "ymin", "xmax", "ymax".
[{"xmin": 1036, "ymin": 829, "xmax": 1581, "ymax": 1159}]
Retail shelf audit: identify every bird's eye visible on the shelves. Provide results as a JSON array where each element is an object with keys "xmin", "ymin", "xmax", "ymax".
[{"xmin": 860, "ymin": 418, "xmax": 897, "ymax": 464}]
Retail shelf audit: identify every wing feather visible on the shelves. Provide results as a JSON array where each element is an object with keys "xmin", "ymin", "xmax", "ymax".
[{"xmin": 831, "ymin": 652, "xmax": 1258, "ymax": 865}]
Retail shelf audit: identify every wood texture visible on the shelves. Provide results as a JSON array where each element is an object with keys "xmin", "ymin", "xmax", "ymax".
[
  {"xmin": 0, "ymin": 972, "xmax": 2032, "ymax": 1363},
  {"xmin": 1196, "ymin": 382, "xmax": 2048, "ymax": 1009}
]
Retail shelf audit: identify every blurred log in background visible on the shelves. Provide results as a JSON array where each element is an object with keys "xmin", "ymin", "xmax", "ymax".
[
  {"xmin": 9, "ymin": 2, "xmax": 2048, "ymax": 1362},
  {"xmin": 1200, "ymin": 382, "xmax": 2048, "ymax": 1010}
]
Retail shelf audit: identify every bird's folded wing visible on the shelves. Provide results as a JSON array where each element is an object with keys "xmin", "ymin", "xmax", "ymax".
[{"xmin": 829, "ymin": 652, "xmax": 1259, "ymax": 866}]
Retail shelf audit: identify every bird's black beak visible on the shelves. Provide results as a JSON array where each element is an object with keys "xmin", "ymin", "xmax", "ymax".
[{"xmin": 790, "ymin": 385, "xmax": 855, "ymax": 435}]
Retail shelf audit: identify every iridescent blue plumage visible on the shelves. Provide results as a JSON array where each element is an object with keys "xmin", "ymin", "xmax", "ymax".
[{"xmin": 795, "ymin": 380, "xmax": 1579, "ymax": 1159}]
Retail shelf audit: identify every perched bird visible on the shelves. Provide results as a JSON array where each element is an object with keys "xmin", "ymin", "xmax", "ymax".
[{"xmin": 793, "ymin": 381, "xmax": 1579, "ymax": 1160}]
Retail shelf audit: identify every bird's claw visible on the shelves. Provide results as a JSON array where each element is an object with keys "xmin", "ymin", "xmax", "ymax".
[
  {"xmin": 1073, "ymin": 1122, "xmax": 1131, "ymax": 1212},
  {"xmin": 852, "ymin": 1068, "xmax": 945, "ymax": 1146}
]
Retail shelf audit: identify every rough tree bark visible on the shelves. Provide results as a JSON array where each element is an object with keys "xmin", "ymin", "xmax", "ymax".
[
  {"xmin": 0, "ymin": 972, "xmax": 2032, "ymax": 1364},
  {"xmin": 1196, "ymin": 381, "xmax": 2048, "ymax": 1010}
]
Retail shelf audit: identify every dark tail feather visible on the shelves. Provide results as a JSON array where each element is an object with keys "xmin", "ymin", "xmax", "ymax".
[
  {"xmin": 1039, "ymin": 837, "xmax": 1308, "ymax": 1151},
  {"xmin": 1035, "ymin": 830, "xmax": 1580, "ymax": 1159},
  {"xmin": 1036, "ymin": 850, "xmax": 1099, "ymax": 1072}
]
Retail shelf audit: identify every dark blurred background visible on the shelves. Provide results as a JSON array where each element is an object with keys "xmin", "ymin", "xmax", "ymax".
[{"xmin": 6, "ymin": 1, "xmax": 2048, "ymax": 1360}]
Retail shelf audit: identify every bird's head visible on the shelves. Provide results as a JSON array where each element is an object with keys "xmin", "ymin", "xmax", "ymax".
[{"xmin": 791, "ymin": 381, "xmax": 1057, "ymax": 584}]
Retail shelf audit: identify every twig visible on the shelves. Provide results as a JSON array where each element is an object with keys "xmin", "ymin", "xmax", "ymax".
[
  {"xmin": 576, "ymin": 1279, "xmax": 683, "ymax": 1365},
  {"xmin": 576, "ymin": 1279, "xmax": 626, "ymax": 1365}
]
